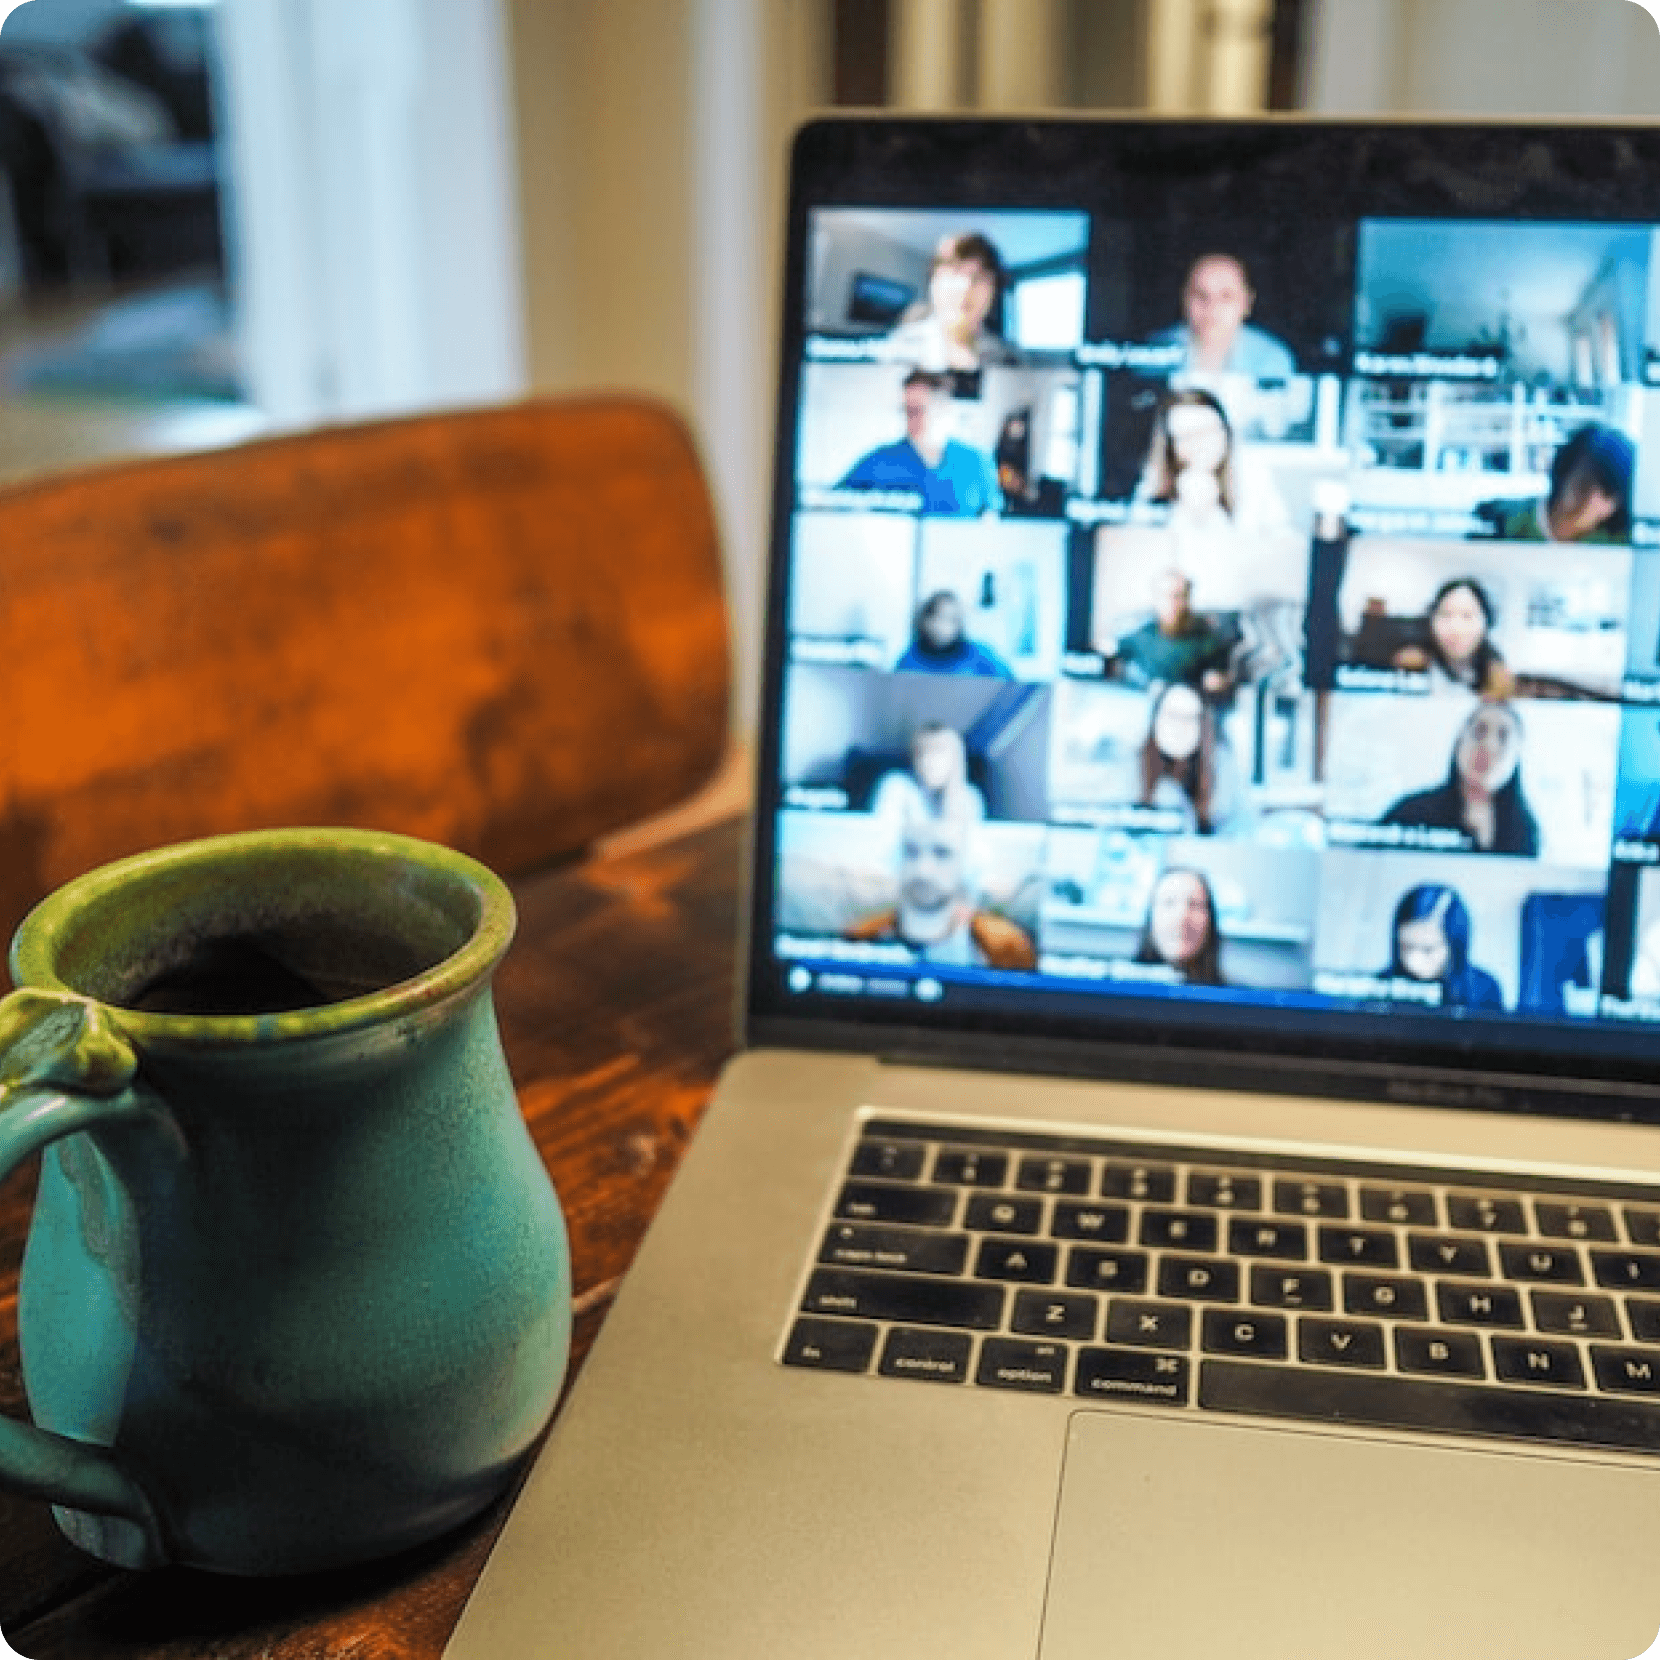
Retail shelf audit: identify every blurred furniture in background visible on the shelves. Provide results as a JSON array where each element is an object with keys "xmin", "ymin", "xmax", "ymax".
[
  {"xmin": 0, "ymin": 3, "xmax": 220, "ymax": 293},
  {"xmin": 0, "ymin": 394, "xmax": 732, "ymax": 959}
]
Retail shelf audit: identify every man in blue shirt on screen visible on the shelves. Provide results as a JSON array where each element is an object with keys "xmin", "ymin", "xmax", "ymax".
[{"xmin": 838, "ymin": 368, "xmax": 1003, "ymax": 516}]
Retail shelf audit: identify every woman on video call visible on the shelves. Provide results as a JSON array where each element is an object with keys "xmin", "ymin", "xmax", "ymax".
[
  {"xmin": 871, "ymin": 723, "xmax": 987, "ymax": 827},
  {"xmin": 1134, "ymin": 866, "xmax": 1226, "ymax": 986},
  {"xmin": 1384, "ymin": 884, "xmax": 1505, "ymax": 1011},
  {"xmin": 878, "ymin": 231, "xmax": 1022, "ymax": 374},
  {"xmin": 1124, "ymin": 389, "xmax": 1303, "ymax": 679},
  {"xmin": 1393, "ymin": 577, "xmax": 1514, "ymax": 697},
  {"xmin": 1137, "ymin": 681, "xmax": 1245, "ymax": 836},
  {"xmin": 1380, "ymin": 699, "xmax": 1540, "ymax": 856},
  {"xmin": 1150, "ymin": 253, "xmax": 1297, "ymax": 380}
]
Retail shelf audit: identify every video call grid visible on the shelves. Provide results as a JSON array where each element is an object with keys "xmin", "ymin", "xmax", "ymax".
[{"xmin": 768, "ymin": 203, "xmax": 1660, "ymax": 1024}]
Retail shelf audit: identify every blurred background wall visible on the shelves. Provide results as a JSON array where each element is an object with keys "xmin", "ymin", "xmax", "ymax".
[{"xmin": 0, "ymin": 0, "xmax": 1655, "ymax": 734}]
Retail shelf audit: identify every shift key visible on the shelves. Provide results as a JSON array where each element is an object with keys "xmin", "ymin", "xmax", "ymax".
[{"xmin": 804, "ymin": 1268, "xmax": 1004, "ymax": 1329}]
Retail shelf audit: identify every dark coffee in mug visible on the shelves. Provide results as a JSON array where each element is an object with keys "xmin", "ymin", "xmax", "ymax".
[{"xmin": 125, "ymin": 925, "xmax": 446, "ymax": 1015}]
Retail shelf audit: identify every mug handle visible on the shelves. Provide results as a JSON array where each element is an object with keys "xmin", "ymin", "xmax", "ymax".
[{"xmin": 0, "ymin": 989, "xmax": 163, "ymax": 1541}]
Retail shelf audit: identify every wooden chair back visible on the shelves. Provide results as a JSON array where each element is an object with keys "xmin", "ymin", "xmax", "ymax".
[{"xmin": 0, "ymin": 395, "xmax": 731, "ymax": 955}]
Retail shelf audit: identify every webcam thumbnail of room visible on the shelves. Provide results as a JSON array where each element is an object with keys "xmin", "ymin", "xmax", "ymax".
[{"xmin": 1346, "ymin": 219, "xmax": 1648, "ymax": 535}]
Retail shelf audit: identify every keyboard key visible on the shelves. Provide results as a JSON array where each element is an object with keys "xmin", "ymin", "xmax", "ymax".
[
  {"xmin": 1249, "ymin": 1265, "xmax": 1334, "ymax": 1311},
  {"xmin": 1590, "ymin": 1346, "xmax": 1660, "ymax": 1396},
  {"xmin": 1298, "ymin": 1317, "xmax": 1386, "ymax": 1369},
  {"xmin": 1201, "ymin": 1360, "xmax": 1660, "ymax": 1450},
  {"xmin": 1066, "ymin": 1246, "xmax": 1149, "ymax": 1295},
  {"xmin": 1274, "ymin": 1178, "xmax": 1349, "ymax": 1219},
  {"xmin": 819, "ymin": 1224, "xmax": 969, "ymax": 1276},
  {"xmin": 1408, "ymin": 1234, "xmax": 1491, "ymax": 1277},
  {"xmin": 1012, "ymin": 1290, "xmax": 1099, "ymax": 1340},
  {"xmin": 1436, "ymin": 1283, "xmax": 1525, "ymax": 1329},
  {"xmin": 1228, "ymin": 1217, "xmax": 1308, "ymax": 1260},
  {"xmin": 1446, "ymin": 1195, "xmax": 1527, "ymax": 1235},
  {"xmin": 836, "ymin": 1181, "xmax": 957, "ymax": 1227},
  {"xmin": 1623, "ymin": 1207, "xmax": 1660, "ymax": 1247},
  {"xmin": 1591, "ymin": 1250, "xmax": 1660, "ymax": 1292},
  {"xmin": 1395, "ymin": 1327, "xmax": 1485, "ymax": 1379},
  {"xmin": 803, "ymin": 1268, "xmax": 1004, "ymax": 1329},
  {"xmin": 783, "ymin": 1317, "xmax": 877, "ymax": 1374},
  {"xmin": 976, "ymin": 1338, "xmax": 1068, "ymax": 1394},
  {"xmin": 1141, "ymin": 1209, "xmax": 1218, "ymax": 1252},
  {"xmin": 1076, "ymin": 1347, "xmax": 1190, "ymax": 1406},
  {"xmin": 1534, "ymin": 1202, "xmax": 1616, "ymax": 1242},
  {"xmin": 849, "ymin": 1139, "xmax": 926, "ymax": 1181},
  {"xmin": 1497, "ymin": 1243, "xmax": 1584, "ymax": 1285},
  {"xmin": 1628, "ymin": 1298, "xmax": 1660, "ymax": 1342},
  {"xmin": 1017, "ymin": 1156, "xmax": 1090, "ymax": 1195},
  {"xmin": 1188, "ymin": 1172, "xmax": 1262, "ymax": 1210},
  {"xmin": 1101, "ymin": 1161, "xmax": 1175, "ymax": 1203},
  {"xmin": 1360, "ymin": 1186, "xmax": 1437, "ymax": 1227},
  {"xmin": 1343, "ymin": 1273, "xmax": 1428, "ymax": 1322},
  {"xmin": 1491, "ymin": 1338, "xmax": 1586, "ymax": 1390},
  {"xmin": 1530, "ymin": 1290, "xmax": 1620, "ymax": 1338},
  {"xmin": 1202, "ymin": 1309, "xmax": 1288, "ymax": 1360},
  {"xmin": 1157, "ymin": 1256, "xmax": 1240, "ymax": 1303},
  {"xmin": 878, "ymin": 1327, "xmax": 972, "ymax": 1384},
  {"xmin": 1050, "ymin": 1201, "xmax": 1131, "ymax": 1243},
  {"xmin": 1317, "ymin": 1226, "xmax": 1399, "ymax": 1269},
  {"xmin": 1106, "ymin": 1299, "xmax": 1193, "ymax": 1350},
  {"xmin": 964, "ymin": 1193, "xmax": 1044, "ymax": 1235},
  {"xmin": 933, "ymin": 1149, "xmax": 1008, "ymax": 1188},
  {"xmin": 974, "ymin": 1239, "xmax": 1059, "ymax": 1284}
]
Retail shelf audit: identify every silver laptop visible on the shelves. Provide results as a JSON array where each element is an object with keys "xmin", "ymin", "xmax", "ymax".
[{"xmin": 447, "ymin": 116, "xmax": 1660, "ymax": 1660}]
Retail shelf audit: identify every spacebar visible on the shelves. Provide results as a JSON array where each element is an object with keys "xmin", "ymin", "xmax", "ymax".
[{"xmin": 1200, "ymin": 1361, "xmax": 1660, "ymax": 1453}]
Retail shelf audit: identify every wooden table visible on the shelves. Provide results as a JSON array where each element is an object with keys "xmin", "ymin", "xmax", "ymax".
[{"xmin": 0, "ymin": 813, "xmax": 745, "ymax": 1659}]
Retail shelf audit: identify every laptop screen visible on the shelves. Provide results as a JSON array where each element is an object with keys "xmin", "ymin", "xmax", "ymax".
[{"xmin": 747, "ymin": 117, "xmax": 1660, "ymax": 1108}]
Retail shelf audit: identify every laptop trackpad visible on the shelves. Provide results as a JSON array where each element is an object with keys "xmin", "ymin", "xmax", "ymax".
[{"xmin": 1041, "ymin": 1410, "xmax": 1660, "ymax": 1660}]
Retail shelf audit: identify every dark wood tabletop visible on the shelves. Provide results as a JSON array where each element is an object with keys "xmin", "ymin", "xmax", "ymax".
[{"xmin": 0, "ymin": 811, "xmax": 746, "ymax": 1660}]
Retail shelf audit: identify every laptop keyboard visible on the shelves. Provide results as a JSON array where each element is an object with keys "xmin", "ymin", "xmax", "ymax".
[{"xmin": 782, "ymin": 1119, "xmax": 1660, "ymax": 1454}]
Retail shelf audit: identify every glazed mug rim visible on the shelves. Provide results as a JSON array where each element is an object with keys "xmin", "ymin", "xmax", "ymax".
[{"xmin": 8, "ymin": 827, "xmax": 516, "ymax": 1047}]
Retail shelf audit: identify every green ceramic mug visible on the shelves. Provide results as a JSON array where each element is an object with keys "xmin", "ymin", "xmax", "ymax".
[{"xmin": 0, "ymin": 828, "xmax": 571, "ymax": 1574}]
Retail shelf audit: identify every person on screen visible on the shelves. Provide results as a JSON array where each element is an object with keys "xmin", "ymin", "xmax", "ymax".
[
  {"xmin": 1379, "ymin": 699, "xmax": 1540, "ymax": 856},
  {"xmin": 1150, "ymin": 253, "xmax": 1296, "ymax": 380},
  {"xmin": 1474, "ymin": 422, "xmax": 1634, "ymax": 545},
  {"xmin": 843, "ymin": 815, "xmax": 1036, "ymax": 969},
  {"xmin": 1385, "ymin": 884, "xmax": 1504, "ymax": 1011},
  {"xmin": 871, "ymin": 723, "xmax": 987, "ymax": 826},
  {"xmin": 1133, "ymin": 388, "xmax": 1302, "ymax": 618},
  {"xmin": 877, "ymin": 231, "xmax": 1021, "ymax": 373},
  {"xmin": 1137, "ymin": 681, "xmax": 1246, "ymax": 836},
  {"xmin": 838, "ymin": 369, "xmax": 1003, "ymax": 516},
  {"xmin": 1110, "ymin": 568, "xmax": 1233, "ymax": 692},
  {"xmin": 895, "ymin": 590, "xmax": 1013, "ymax": 678},
  {"xmin": 1392, "ymin": 577, "xmax": 1514, "ymax": 696},
  {"xmin": 1133, "ymin": 867, "xmax": 1226, "ymax": 986}
]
